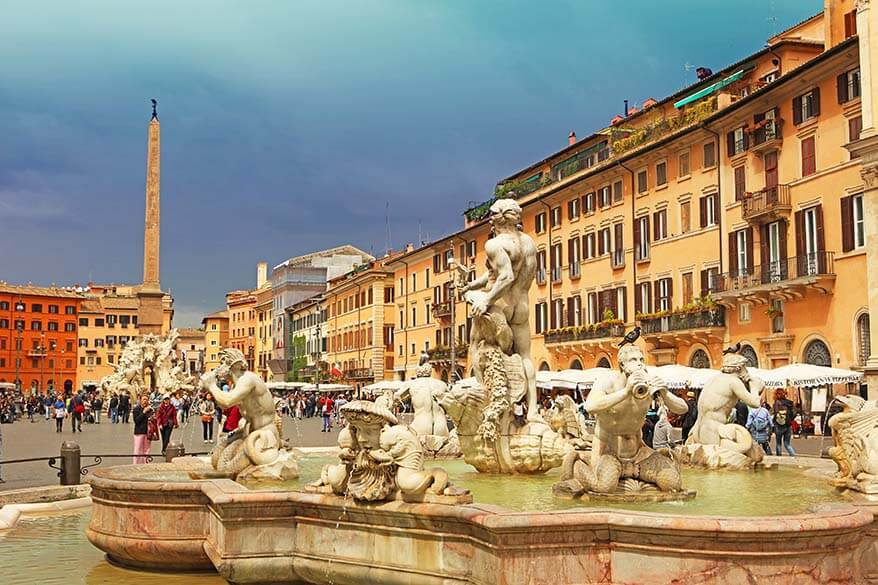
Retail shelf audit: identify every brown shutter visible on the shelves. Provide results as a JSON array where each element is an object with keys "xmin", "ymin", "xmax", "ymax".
[
  {"xmin": 588, "ymin": 292, "xmax": 597, "ymax": 322},
  {"xmin": 647, "ymin": 281, "xmax": 653, "ymax": 310},
  {"xmin": 793, "ymin": 95, "xmax": 803, "ymax": 125},
  {"xmin": 734, "ymin": 166, "xmax": 745, "ymax": 201},
  {"xmin": 653, "ymin": 281, "xmax": 661, "ymax": 313},
  {"xmin": 727, "ymin": 131, "xmax": 736, "ymax": 156},
  {"xmin": 812, "ymin": 86, "xmax": 820, "ymax": 117},
  {"xmin": 742, "ymin": 127, "xmax": 750, "ymax": 150},
  {"xmin": 700, "ymin": 270, "xmax": 709, "ymax": 296},
  {"xmin": 581, "ymin": 235, "xmax": 588, "ymax": 258},
  {"xmin": 841, "ymin": 196, "xmax": 854, "ymax": 252},
  {"xmin": 760, "ymin": 224, "xmax": 770, "ymax": 267},
  {"xmin": 746, "ymin": 226, "xmax": 754, "ymax": 273},
  {"xmin": 635, "ymin": 284, "xmax": 642, "ymax": 315},
  {"xmin": 613, "ymin": 180, "xmax": 623, "ymax": 202},
  {"xmin": 779, "ymin": 220, "xmax": 789, "ymax": 275},
  {"xmin": 566, "ymin": 297, "xmax": 575, "ymax": 327},
  {"xmin": 729, "ymin": 232, "xmax": 738, "ymax": 275},
  {"xmin": 667, "ymin": 278, "xmax": 674, "ymax": 307},
  {"xmin": 433, "ymin": 254, "xmax": 440, "ymax": 273},
  {"xmin": 794, "ymin": 211, "xmax": 805, "ymax": 258},
  {"xmin": 567, "ymin": 199, "xmax": 574, "ymax": 220},
  {"xmin": 614, "ymin": 222, "xmax": 623, "ymax": 252},
  {"xmin": 633, "ymin": 216, "xmax": 641, "ymax": 249},
  {"xmin": 838, "ymin": 72, "xmax": 849, "ymax": 104},
  {"xmin": 699, "ymin": 197, "xmax": 707, "ymax": 228},
  {"xmin": 598, "ymin": 231, "xmax": 605, "ymax": 256},
  {"xmin": 567, "ymin": 238, "xmax": 574, "ymax": 265},
  {"xmin": 815, "ymin": 204, "xmax": 826, "ymax": 272},
  {"xmin": 619, "ymin": 286, "xmax": 627, "ymax": 322},
  {"xmin": 653, "ymin": 212, "xmax": 660, "ymax": 241}
]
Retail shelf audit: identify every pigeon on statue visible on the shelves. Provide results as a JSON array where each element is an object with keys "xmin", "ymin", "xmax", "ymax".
[
  {"xmin": 617, "ymin": 326, "xmax": 641, "ymax": 348},
  {"xmin": 722, "ymin": 342, "xmax": 742, "ymax": 355}
]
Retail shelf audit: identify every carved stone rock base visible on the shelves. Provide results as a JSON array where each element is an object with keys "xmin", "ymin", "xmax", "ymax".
[
  {"xmin": 421, "ymin": 432, "xmax": 462, "ymax": 459},
  {"xmin": 237, "ymin": 450, "xmax": 299, "ymax": 482},
  {"xmin": 303, "ymin": 484, "xmax": 473, "ymax": 505},
  {"xmin": 676, "ymin": 443, "xmax": 764, "ymax": 470}
]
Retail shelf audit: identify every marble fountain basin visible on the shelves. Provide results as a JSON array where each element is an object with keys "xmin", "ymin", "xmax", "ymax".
[{"xmin": 86, "ymin": 457, "xmax": 878, "ymax": 585}]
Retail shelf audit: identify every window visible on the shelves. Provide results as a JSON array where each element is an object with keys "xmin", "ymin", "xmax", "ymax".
[
  {"xmin": 48, "ymin": 305, "xmax": 58, "ymax": 314},
  {"xmin": 583, "ymin": 191, "xmax": 596, "ymax": 213},
  {"xmin": 65, "ymin": 306, "xmax": 75, "ymax": 315},
  {"xmin": 568, "ymin": 237, "xmax": 581, "ymax": 278},
  {"xmin": 850, "ymin": 116, "xmax": 863, "ymax": 156},
  {"xmin": 411, "ymin": 272, "xmax": 417, "ymax": 292},
  {"xmin": 793, "ymin": 88, "xmax": 820, "ymax": 125},
  {"xmin": 731, "ymin": 228, "xmax": 752, "ymax": 277},
  {"xmin": 678, "ymin": 151, "xmax": 690, "ymax": 177},
  {"xmin": 567, "ymin": 197, "xmax": 581, "ymax": 220},
  {"xmin": 31, "ymin": 304, "xmax": 42, "ymax": 313},
  {"xmin": 634, "ymin": 216, "xmax": 650, "ymax": 261},
  {"xmin": 598, "ymin": 185, "xmax": 611, "ymax": 208},
  {"xmin": 739, "ymin": 303, "xmax": 752, "ymax": 323},
  {"xmin": 637, "ymin": 170, "xmax": 648, "ymax": 193},
  {"xmin": 31, "ymin": 320, "xmax": 42, "ymax": 331},
  {"xmin": 680, "ymin": 201, "xmax": 691, "ymax": 233},
  {"xmin": 652, "ymin": 209, "xmax": 668, "ymax": 241},
  {"xmin": 762, "ymin": 71, "xmax": 778, "ymax": 84},
  {"xmin": 598, "ymin": 228, "xmax": 611, "ymax": 257},
  {"xmin": 79, "ymin": 338, "xmax": 88, "ymax": 347},
  {"xmin": 845, "ymin": 8, "xmax": 858, "ymax": 38},
  {"xmin": 425, "ymin": 303, "xmax": 430, "ymax": 324},
  {"xmin": 79, "ymin": 317, "xmax": 88, "ymax": 326},
  {"xmin": 587, "ymin": 293, "xmax": 598, "ymax": 324},
  {"xmin": 48, "ymin": 322, "xmax": 58, "ymax": 331},
  {"xmin": 550, "ymin": 243, "xmax": 563, "ymax": 281},
  {"xmin": 410, "ymin": 306, "xmax": 417, "ymax": 328},
  {"xmin": 106, "ymin": 314, "xmax": 116, "ymax": 326},
  {"xmin": 535, "ymin": 212, "xmax": 547, "ymax": 233},
  {"xmin": 656, "ymin": 161, "xmax": 667, "ymax": 186},
  {"xmin": 94, "ymin": 338, "xmax": 104, "ymax": 348},
  {"xmin": 700, "ymin": 194, "xmax": 717, "ymax": 228},
  {"xmin": 613, "ymin": 180, "xmax": 623, "ymax": 202},
  {"xmin": 681, "ymin": 272, "xmax": 693, "ymax": 305},
  {"xmin": 842, "ymin": 193, "xmax": 866, "ymax": 251},
  {"xmin": 0, "ymin": 302, "xmax": 8, "ymax": 310},
  {"xmin": 14, "ymin": 319, "xmax": 24, "ymax": 330},
  {"xmin": 734, "ymin": 166, "xmax": 746, "ymax": 201},
  {"xmin": 0, "ymin": 319, "xmax": 6, "ymax": 328},
  {"xmin": 801, "ymin": 136, "xmax": 816, "ymax": 176},
  {"xmin": 838, "ymin": 68, "xmax": 861, "ymax": 104},
  {"xmin": 550, "ymin": 206, "xmax": 562, "ymax": 227},
  {"xmin": 536, "ymin": 250, "xmax": 547, "ymax": 283},
  {"xmin": 655, "ymin": 278, "xmax": 672, "ymax": 312},
  {"xmin": 727, "ymin": 126, "xmax": 747, "ymax": 156},
  {"xmin": 583, "ymin": 233, "xmax": 596, "ymax": 260},
  {"xmin": 534, "ymin": 302, "xmax": 548, "ymax": 334},
  {"xmin": 703, "ymin": 142, "xmax": 716, "ymax": 167}
]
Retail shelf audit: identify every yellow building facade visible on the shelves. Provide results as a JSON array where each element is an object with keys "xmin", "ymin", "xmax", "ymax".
[
  {"xmin": 202, "ymin": 310, "xmax": 229, "ymax": 372},
  {"xmin": 227, "ymin": 290, "xmax": 257, "ymax": 372}
]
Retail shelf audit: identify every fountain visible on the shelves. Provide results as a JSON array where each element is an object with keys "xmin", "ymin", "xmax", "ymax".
[
  {"xmin": 82, "ymin": 200, "xmax": 878, "ymax": 583},
  {"xmin": 99, "ymin": 329, "xmax": 198, "ymax": 398},
  {"xmin": 392, "ymin": 362, "xmax": 461, "ymax": 458}
]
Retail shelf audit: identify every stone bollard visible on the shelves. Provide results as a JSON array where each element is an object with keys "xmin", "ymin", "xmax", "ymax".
[
  {"xmin": 165, "ymin": 442, "xmax": 185, "ymax": 463},
  {"xmin": 60, "ymin": 441, "xmax": 81, "ymax": 486}
]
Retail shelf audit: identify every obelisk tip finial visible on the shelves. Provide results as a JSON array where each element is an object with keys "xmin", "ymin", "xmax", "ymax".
[{"xmin": 150, "ymin": 98, "xmax": 158, "ymax": 120}]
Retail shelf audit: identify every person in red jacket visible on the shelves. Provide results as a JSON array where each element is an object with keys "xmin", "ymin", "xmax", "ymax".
[
  {"xmin": 156, "ymin": 394, "xmax": 178, "ymax": 455},
  {"xmin": 318, "ymin": 394, "xmax": 334, "ymax": 432},
  {"xmin": 223, "ymin": 405, "xmax": 242, "ymax": 434}
]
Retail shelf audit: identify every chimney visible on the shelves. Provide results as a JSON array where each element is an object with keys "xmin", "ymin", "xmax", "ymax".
[
  {"xmin": 624, "ymin": 100, "xmax": 629, "ymax": 116},
  {"xmin": 405, "ymin": 243, "xmax": 414, "ymax": 253},
  {"xmin": 256, "ymin": 261, "xmax": 268, "ymax": 288},
  {"xmin": 568, "ymin": 131, "xmax": 576, "ymax": 145}
]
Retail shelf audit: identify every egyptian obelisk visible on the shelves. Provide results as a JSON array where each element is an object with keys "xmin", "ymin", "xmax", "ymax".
[{"xmin": 137, "ymin": 99, "xmax": 165, "ymax": 335}]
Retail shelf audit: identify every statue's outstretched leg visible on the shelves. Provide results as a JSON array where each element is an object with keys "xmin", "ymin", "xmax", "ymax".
[
  {"xmin": 637, "ymin": 451, "xmax": 681, "ymax": 491},
  {"xmin": 591, "ymin": 454, "xmax": 622, "ymax": 493}
]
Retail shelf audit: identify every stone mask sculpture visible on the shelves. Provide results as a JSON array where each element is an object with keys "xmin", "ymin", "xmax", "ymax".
[
  {"xmin": 554, "ymin": 345, "xmax": 692, "ymax": 500},
  {"xmin": 828, "ymin": 395, "xmax": 878, "ymax": 494},
  {"xmin": 310, "ymin": 400, "xmax": 469, "ymax": 503},
  {"xmin": 676, "ymin": 353, "xmax": 766, "ymax": 469},
  {"xmin": 199, "ymin": 348, "xmax": 297, "ymax": 481},
  {"xmin": 441, "ymin": 199, "xmax": 572, "ymax": 474}
]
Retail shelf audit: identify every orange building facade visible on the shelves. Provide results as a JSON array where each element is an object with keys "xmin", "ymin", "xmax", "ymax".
[
  {"xmin": 0, "ymin": 284, "xmax": 82, "ymax": 394},
  {"xmin": 227, "ymin": 290, "xmax": 257, "ymax": 372}
]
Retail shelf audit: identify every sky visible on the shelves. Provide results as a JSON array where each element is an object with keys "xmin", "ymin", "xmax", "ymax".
[{"xmin": 0, "ymin": 0, "xmax": 822, "ymax": 327}]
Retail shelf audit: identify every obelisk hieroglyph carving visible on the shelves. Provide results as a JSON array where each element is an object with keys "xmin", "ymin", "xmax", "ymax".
[{"xmin": 137, "ymin": 99, "xmax": 165, "ymax": 335}]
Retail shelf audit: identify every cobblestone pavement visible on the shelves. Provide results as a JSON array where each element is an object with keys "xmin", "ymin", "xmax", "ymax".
[
  {"xmin": 0, "ymin": 414, "xmax": 828, "ymax": 491},
  {"xmin": 0, "ymin": 413, "xmax": 343, "ymax": 490}
]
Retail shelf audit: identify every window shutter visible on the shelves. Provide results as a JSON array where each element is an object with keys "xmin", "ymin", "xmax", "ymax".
[
  {"xmin": 433, "ymin": 254, "xmax": 440, "ymax": 273},
  {"xmin": 633, "ymin": 217, "xmax": 641, "ymax": 249},
  {"xmin": 667, "ymin": 278, "xmax": 674, "ymax": 307},
  {"xmin": 588, "ymin": 292, "xmax": 597, "ymax": 323},
  {"xmin": 812, "ymin": 87, "xmax": 821, "ymax": 117},
  {"xmin": 838, "ymin": 72, "xmax": 849, "ymax": 104},
  {"xmin": 567, "ymin": 199, "xmax": 574, "ymax": 220},
  {"xmin": 699, "ymin": 197, "xmax": 707, "ymax": 228},
  {"xmin": 754, "ymin": 111, "xmax": 765, "ymax": 124},
  {"xmin": 760, "ymin": 224, "xmax": 770, "ymax": 267},
  {"xmin": 729, "ymin": 232, "xmax": 738, "ymax": 275},
  {"xmin": 614, "ymin": 222, "xmax": 623, "ymax": 252},
  {"xmin": 802, "ymin": 137, "xmax": 816, "ymax": 176},
  {"xmin": 727, "ymin": 131, "xmax": 736, "ymax": 156},
  {"xmin": 779, "ymin": 219, "xmax": 789, "ymax": 265},
  {"xmin": 566, "ymin": 297, "xmax": 575, "ymax": 327},
  {"xmin": 613, "ymin": 180, "xmax": 623, "ymax": 202},
  {"xmin": 598, "ymin": 231, "xmax": 606, "ymax": 256},
  {"xmin": 644, "ymin": 216, "xmax": 651, "ymax": 244},
  {"xmin": 746, "ymin": 227, "xmax": 754, "ymax": 273},
  {"xmin": 742, "ymin": 127, "xmax": 750, "ymax": 150},
  {"xmin": 841, "ymin": 196, "xmax": 854, "ymax": 252},
  {"xmin": 734, "ymin": 166, "xmax": 745, "ymax": 201},
  {"xmin": 653, "ymin": 281, "xmax": 661, "ymax": 313},
  {"xmin": 815, "ymin": 204, "xmax": 826, "ymax": 253},
  {"xmin": 700, "ymin": 270, "xmax": 708, "ymax": 296},
  {"xmin": 794, "ymin": 211, "xmax": 805, "ymax": 258},
  {"xmin": 653, "ymin": 212, "xmax": 660, "ymax": 241},
  {"xmin": 793, "ymin": 95, "xmax": 803, "ymax": 125},
  {"xmin": 619, "ymin": 287, "xmax": 627, "ymax": 322}
]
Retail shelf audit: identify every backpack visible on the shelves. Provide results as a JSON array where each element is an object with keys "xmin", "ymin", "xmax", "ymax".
[
  {"xmin": 753, "ymin": 411, "xmax": 770, "ymax": 433},
  {"xmin": 774, "ymin": 406, "xmax": 788, "ymax": 427}
]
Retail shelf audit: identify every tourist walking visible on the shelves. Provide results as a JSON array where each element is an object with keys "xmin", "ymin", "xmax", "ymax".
[
  {"xmin": 92, "ymin": 395, "xmax": 103, "ymax": 424},
  {"xmin": 772, "ymin": 389, "xmax": 797, "ymax": 456},
  {"xmin": 119, "ymin": 392, "xmax": 131, "ymax": 424},
  {"xmin": 746, "ymin": 402, "xmax": 773, "ymax": 455},
  {"xmin": 319, "ymin": 394, "xmax": 333, "ymax": 432},
  {"xmin": 44, "ymin": 395, "xmax": 53, "ymax": 421},
  {"xmin": 53, "ymin": 397, "xmax": 66, "ymax": 433},
  {"xmin": 156, "ymin": 394, "xmax": 178, "ymax": 454},
  {"xmin": 109, "ymin": 393, "xmax": 119, "ymax": 424},
  {"xmin": 200, "ymin": 393, "xmax": 216, "ymax": 443},
  {"xmin": 132, "ymin": 394, "xmax": 153, "ymax": 464},
  {"xmin": 652, "ymin": 407, "xmax": 674, "ymax": 450},
  {"xmin": 70, "ymin": 391, "xmax": 85, "ymax": 433}
]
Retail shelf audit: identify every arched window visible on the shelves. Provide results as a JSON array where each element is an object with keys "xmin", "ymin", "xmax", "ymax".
[
  {"xmin": 569, "ymin": 359, "xmax": 583, "ymax": 370},
  {"xmin": 690, "ymin": 349, "xmax": 710, "ymax": 369},
  {"xmin": 741, "ymin": 345, "xmax": 759, "ymax": 368},
  {"xmin": 538, "ymin": 362, "xmax": 551, "ymax": 371},
  {"xmin": 597, "ymin": 357, "xmax": 611, "ymax": 368},
  {"xmin": 858, "ymin": 314, "xmax": 871, "ymax": 367},
  {"xmin": 804, "ymin": 339, "xmax": 831, "ymax": 366}
]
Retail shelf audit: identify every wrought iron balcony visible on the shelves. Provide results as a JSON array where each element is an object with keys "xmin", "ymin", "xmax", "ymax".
[
  {"xmin": 750, "ymin": 118, "xmax": 783, "ymax": 153},
  {"xmin": 640, "ymin": 308, "xmax": 725, "ymax": 336},
  {"xmin": 344, "ymin": 368, "xmax": 374, "ymax": 380},
  {"xmin": 742, "ymin": 184, "xmax": 791, "ymax": 223},
  {"xmin": 710, "ymin": 251, "xmax": 835, "ymax": 303},
  {"xmin": 544, "ymin": 323, "xmax": 625, "ymax": 345},
  {"xmin": 432, "ymin": 300, "xmax": 452, "ymax": 319},
  {"xmin": 426, "ymin": 343, "xmax": 468, "ymax": 363}
]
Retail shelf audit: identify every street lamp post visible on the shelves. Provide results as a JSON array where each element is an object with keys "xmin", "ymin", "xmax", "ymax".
[
  {"xmin": 39, "ymin": 333, "xmax": 45, "ymax": 396},
  {"xmin": 315, "ymin": 320, "xmax": 321, "ymax": 394},
  {"xmin": 448, "ymin": 242, "xmax": 457, "ymax": 384}
]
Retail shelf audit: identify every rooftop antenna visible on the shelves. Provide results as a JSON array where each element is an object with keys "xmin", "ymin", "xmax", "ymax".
[
  {"xmin": 418, "ymin": 219, "xmax": 423, "ymax": 247},
  {"xmin": 683, "ymin": 62, "xmax": 696, "ymax": 89},
  {"xmin": 767, "ymin": 0, "xmax": 778, "ymax": 36},
  {"xmin": 384, "ymin": 201, "xmax": 392, "ymax": 255}
]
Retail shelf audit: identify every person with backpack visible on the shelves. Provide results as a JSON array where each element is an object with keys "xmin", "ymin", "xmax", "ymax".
[
  {"xmin": 772, "ymin": 389, "xmax": 796, "ymax": 456},
  {"xmin": 680, "ymin": 390, "xmax": 698, "ymax": 442},
  {"xmin": 746, "ymin": 402, "xmax": 773, "ymax": 454}
]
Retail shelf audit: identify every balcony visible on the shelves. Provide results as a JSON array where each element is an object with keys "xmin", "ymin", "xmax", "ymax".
[
  {"xmin": 611, "ymin": 249, "xmax": 625, "ymax": 269},
  {"xmin": 749, "ymin": 118, "xmax": 783, "ymax": 154},
  {"xmin": 640, "ymin": 307, "xmax": 725, "ymax": 347},
  {"xmin": 426, "ymin": 343, "xmax": 469, "ymax": 365},
  {"xmin": 344, "ymin": 368, "xmax": 374, "ymax": 380},
  {"xmin": 742, "ymin": 184, "xmax": 790, "ymax": 223},
  {"xmin": 432, "ymin": 300, "xmax": 452, "ymax": 319},
  {"xmin": 711, "ymin": 251, "xmax": 836, "ymax": 305},
  {"xmin": 544, "ymin": 322, "xmax": 625, "ymax": 354}
]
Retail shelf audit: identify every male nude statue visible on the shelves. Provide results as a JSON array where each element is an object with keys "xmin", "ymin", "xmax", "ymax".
[
  {"xmin": 460, "ymin": 199, "xmax": 540, "ymax": 421},
  {"xmin": 582, "ymin": 345, "xmax": 689, "ymax": 491},
  {"xmin": 201, "ymin": 348, "xmax": 282, "ymax": 467}
]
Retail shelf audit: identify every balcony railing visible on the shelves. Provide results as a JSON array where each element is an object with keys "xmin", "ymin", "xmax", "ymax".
[
  {"xmin": 751, "ymin": 118, "xmax": 783, "ymax": 148},
  {"xmin": 426, "ymin": 343, "xmax": 469, "ymax": 362},
  {"xmin": 536, "ymin": 269, "xmax": 547, "ymax": 285},
  {"xmin": 432, "ymin": 300, "xmax": 452, "ymax": 319},
  {"xmin": 551, "ymin": 266, "xmax": 562, "ymax": 283},
  {"xmin": 544, "ymin": 322, "xmax": 625, "ymax": 344},
  {"xmin": 711, "ymin": 251, "xmax": 835, "ymax": 294},
  {"xmin": 640, "ymin": 308, "xmax": 725, "ymax": 335},
  {"xmin": 344, "ymin": 368, "xmax": 374, "ymax": 380},
  {"xmin": 611, "ymin": 249, "xmax": 625, "ymax": 269},
  {"xmin": 741, "ymin": 184, "xmax": 791, "ymax": 222},
  {"xmin": 569, "ymin": 262, "xmax": 581, "ymax": 279}
]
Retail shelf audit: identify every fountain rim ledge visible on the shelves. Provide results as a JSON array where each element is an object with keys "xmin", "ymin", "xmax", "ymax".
[{"xmin": 86, "ymin": 463, "xmax": 874, "ymax": 537}]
